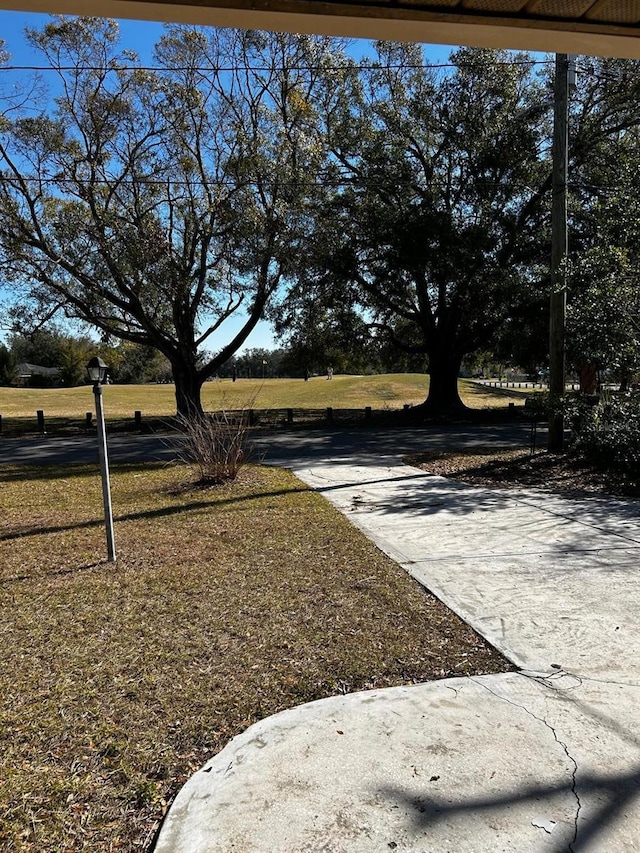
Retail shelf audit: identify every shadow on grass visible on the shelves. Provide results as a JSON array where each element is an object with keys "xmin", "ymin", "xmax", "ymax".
[
  {"xmin": 7, "ymin": 462, "xmax": 639, "ymax": 551},
  {"xmin": 464, "ymin": 381, "xmax": 532, "ymax": 401},
  {"xmin": 0, "ymin": 560, "xmax": 107, "ymax": 586},
  {"xmin": 0, "ymin": 483, "xmax": 313, "ymax": 544},
  {"xmin": 0, "ymin": 461, "xmax": 171, "ymax": 483},
  {"xmin": 0, "ymin": 415, "xmax": 91, "ymax": 439},
  {"xmin": 1, "ymin": 468, "xmax": 511, "ymax": 549},
  {"xmin": 0, "ymin": 414, "xmax": 177, "ymax": 439}
]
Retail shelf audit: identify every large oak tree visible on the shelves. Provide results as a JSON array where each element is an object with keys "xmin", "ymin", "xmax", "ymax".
[
  {"xmin": 278, "ymin": 46, "xmax": 640, "ymax": 414},
  {"xmin": 0, "ymin": 18, "xmax": 341, "ymax": 416},
  {"xmin": 278, "ymin": 43, "xmax": 552, "ymax": 414}
]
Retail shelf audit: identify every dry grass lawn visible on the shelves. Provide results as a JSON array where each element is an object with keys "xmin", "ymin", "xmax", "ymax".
[
  {"xmin": 0, "ymin": 461, "xmax": 509, "ymax": 851},
  {"xmin": 0, "ymin": 374, "xmax": 529, "ymax": 423}
]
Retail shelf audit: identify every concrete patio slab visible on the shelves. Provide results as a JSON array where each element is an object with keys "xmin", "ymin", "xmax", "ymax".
[
  {"xmin": 288, "ymin": 462, "xmax": 640, "ymax": 678},
  {"xmin": 154, "ymin": 451, "xmax": 640, "ymax": 852},
  {"xmin": 0, "ymin": 426, "xmax": 608, "ymax": 852},
  {"xmin": 155, "ymin": 672, "xmax": 640, "ymax": 853}
]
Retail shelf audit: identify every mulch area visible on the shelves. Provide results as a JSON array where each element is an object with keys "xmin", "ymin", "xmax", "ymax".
[{"xmin": 405, "ymin": 448, "xmax": 640, "ymax": 499}]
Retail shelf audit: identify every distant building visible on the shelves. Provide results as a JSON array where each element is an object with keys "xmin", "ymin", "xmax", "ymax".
[{"xmin": 16, "ymin": 363, "xmax": 61, "ymax": 386}]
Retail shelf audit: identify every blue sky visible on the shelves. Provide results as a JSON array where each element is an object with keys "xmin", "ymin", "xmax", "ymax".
[
  {"xmin": 0, "ymin": 10, "xmax": 453, "ymax": 353},
  {"xmin": 0, "ymin": 10, "xmax": 454, "ymax": 64}
]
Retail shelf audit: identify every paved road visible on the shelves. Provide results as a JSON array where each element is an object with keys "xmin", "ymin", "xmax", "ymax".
[{"xmin": 0, "ymin": 422, "xmax": 541, "ymax": 467}]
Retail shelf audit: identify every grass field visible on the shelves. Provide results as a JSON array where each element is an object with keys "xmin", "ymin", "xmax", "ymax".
[
  {"xmin": 0, "ymin": 374, "xmax": 530, "ymax": 422},
  {"xmin": 0, "ymin": 460, "xmax": 509, "ymax": 851}
]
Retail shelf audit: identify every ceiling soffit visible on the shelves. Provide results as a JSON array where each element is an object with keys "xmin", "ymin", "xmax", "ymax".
[{"xmin": 2, "ymin": 0, "xmax": 640, "ymax": 57}]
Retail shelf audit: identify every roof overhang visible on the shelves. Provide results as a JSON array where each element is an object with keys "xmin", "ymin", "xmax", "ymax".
[{"xmin": 1, "ymin": 0, "xmax": 640, "ymax": 58}]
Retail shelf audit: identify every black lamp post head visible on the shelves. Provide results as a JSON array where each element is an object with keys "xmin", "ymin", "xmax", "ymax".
[{"xmin": 87, "ymin": 356, "xmax": 108, "ymax": 385}]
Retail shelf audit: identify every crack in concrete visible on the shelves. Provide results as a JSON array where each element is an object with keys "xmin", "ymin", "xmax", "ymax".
[
  {"xmin": 547, "ymin": 721, "xmax": 581, "ymax": 852},
  {"xmin": 519, "ymin": 669, "xmax": 583, "ymax": 692},
  {"xmin": 521, "ymin": 667, "xmax": 640, "ymax": 692},
  {"xmin": 469, "ymin": 676, "xmax": 582, "ymax": 851},
  {"xmin": 568, "ymin": 671, "xmax": 640, "ymax": 690}
]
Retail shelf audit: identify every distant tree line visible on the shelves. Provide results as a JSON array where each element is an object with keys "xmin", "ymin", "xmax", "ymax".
[
  {"xmin": 0, "ymin": 330, "xmax": 428, "ymax": 387},
  {"xmin": 216, "ymin": 341, "xmax": 429, "ymax": 381},
  {"xmin": 0, "ymin": 328, "xmax": 171, "ymax": 387}
]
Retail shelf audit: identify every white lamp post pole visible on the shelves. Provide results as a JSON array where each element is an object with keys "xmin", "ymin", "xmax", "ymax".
[{"xmin": 88, "ymin": 358, "xmax": 116, "ymax": 562}]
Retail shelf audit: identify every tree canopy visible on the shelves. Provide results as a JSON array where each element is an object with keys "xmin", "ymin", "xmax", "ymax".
[
  {"xmin": 274, "ymin": 47, "xmax": 640, "ymax": 410},
  {"xmin": 274, "ymin": 44, "xmax": 553, "ymax": 412},
  {"xmin": 0, "ymin": 19, "xmax": 345, "ymax": 415},
  {"xmin": 2, "ymin": 26, "xmax": 640, "ymax": 412}
]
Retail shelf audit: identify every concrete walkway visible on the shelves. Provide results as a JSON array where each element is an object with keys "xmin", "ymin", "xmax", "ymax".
[{"xmin": 153, "ymin": 455, "xmax": 640, "ymax": 852}]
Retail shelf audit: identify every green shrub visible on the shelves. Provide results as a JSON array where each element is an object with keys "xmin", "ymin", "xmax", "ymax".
[
  {"xmin": 567, "ymin": 392, "xmax": 640, "ymax": 471},
  {"xmin": 27, "ymin": 373, "xmax": 56, "ymax": 388}
]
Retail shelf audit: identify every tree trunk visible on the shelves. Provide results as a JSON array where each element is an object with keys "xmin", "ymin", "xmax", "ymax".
[
  {"xmin": 619, "ymin": 370, "xmax": 630, "ymax": 393},
  {"xmin": 421, "ymin": 350, "xmax": 466, "ymax": 417},
  {"xmin": 172, "ymin": 360, "xmax": 205, "ymax": 419}
]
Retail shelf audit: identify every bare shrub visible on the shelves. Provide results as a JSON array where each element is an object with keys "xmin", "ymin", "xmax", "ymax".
[{"xmin": 177, "ymin": 408, "xmax": 251, "ymax": 484}]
